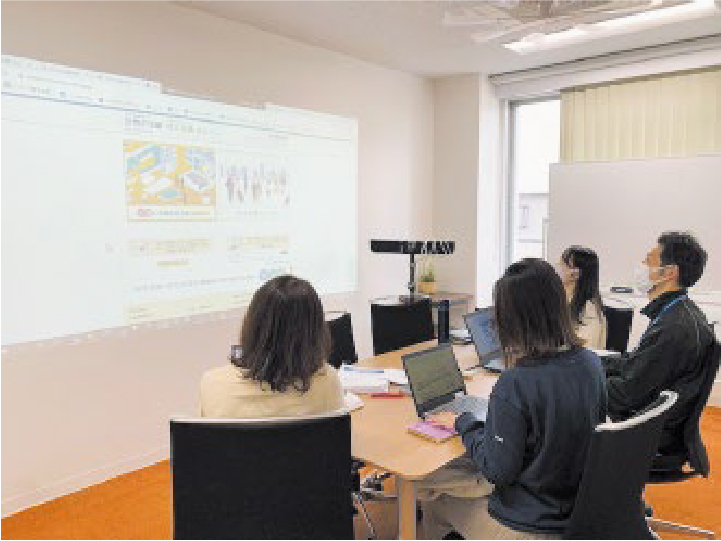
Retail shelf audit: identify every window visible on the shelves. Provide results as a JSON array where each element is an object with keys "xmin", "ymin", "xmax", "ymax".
[
  {"xmin": 506, "ymin": 98, "xmax": 560, "ymax": 264},
  {"xmin": 519, "ymin": 204, "xmax": 530, "ymax": 229}
]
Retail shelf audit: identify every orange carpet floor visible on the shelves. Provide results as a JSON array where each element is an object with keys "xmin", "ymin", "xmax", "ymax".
[{"xmin": 3, "ymin": 408, "xmax": 720, "ymax": 540}]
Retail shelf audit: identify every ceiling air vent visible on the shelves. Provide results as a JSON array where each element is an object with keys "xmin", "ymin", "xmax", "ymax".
[{"xmin": 442, "ymin": 0, "xmax": 692, "ymax": 43}]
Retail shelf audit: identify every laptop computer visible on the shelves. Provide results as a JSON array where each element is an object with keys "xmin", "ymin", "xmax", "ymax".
[
  {"xmin": 464, "ymin": 307, "xmax": 506, "ymax": 373},
  {"xmin": 402, "ymin": 343, "xmax": 488, "ymax": 421}
]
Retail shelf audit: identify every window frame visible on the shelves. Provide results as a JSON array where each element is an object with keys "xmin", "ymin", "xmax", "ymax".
[{"xmin": 503, "ymin": 94, "xmax": 561, "ymax": 267}]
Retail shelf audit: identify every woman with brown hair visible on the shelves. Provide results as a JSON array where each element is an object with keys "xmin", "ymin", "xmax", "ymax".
[
  {"xmin": 424, "ymin": 259, "xmax": 607, "ymax": 539},
  {"xmin": 200, "ymin": 275, "xmax": 343, "ymax": 418}
]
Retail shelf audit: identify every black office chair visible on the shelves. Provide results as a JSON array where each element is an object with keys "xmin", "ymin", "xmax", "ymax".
[
  {"xmin": 645, "ymin": 339, "xmax": 721, "ymax": 539},
  {"xmin": 564, "ymin": 390, "xmax": 678, "ymax": 540},
  {"xmin": 325, "ymin": 311, "xmax": 391, "ymax": 536},
  {"xmin": 170, "ymin": 412, "xmax": 354, "ymax": 540},
  {"xmin": 370, "ymin": 298, "xmax": 434, "ymax": 355},
  {"xmin": 326, "ymin": 311, "xmax": 359, "ymax": 369},
  {"xmin": 602, "ymin": 299, "xmax": 634, "ymax": 353}
]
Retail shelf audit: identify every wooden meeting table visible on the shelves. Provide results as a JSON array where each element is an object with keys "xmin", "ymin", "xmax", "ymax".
[{"xmin": 349, "ymin": 340, "xmax": 497, "ymax": 539}]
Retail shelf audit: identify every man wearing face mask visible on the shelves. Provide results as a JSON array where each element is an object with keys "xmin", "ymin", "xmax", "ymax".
[{"xmin": 603, "ymin": 231, "xmax": 714, "ymax": 455}]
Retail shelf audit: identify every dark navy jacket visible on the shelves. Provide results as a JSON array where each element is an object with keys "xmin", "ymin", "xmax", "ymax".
[
  {"xmin": 603, "ymin": 289, "xmax": 715, "ymax": 454},
  {"xmin": 454, "ymin": 347, "xmax": 607, "ymax": 535}
]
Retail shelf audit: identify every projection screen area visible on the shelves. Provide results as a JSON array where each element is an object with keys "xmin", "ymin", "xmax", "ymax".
[{"xmin": 2, "ymin": 55, "xmax": 358, "ymax": 345}]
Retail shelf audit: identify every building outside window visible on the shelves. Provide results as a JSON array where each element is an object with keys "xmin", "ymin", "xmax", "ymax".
[{"xmin": 508, "ymin": 98, "xmax": 560, "ymax": 263}]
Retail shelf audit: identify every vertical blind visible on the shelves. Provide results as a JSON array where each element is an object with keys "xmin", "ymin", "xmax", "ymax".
[{"xmin": 560, "ymin": 66, "xmax": 721, "ymax": 162}]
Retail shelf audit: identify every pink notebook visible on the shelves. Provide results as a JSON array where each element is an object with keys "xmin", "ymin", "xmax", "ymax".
[{"xmin": 407, "ymin": 420, "xmax": 457, "ymax": 443}]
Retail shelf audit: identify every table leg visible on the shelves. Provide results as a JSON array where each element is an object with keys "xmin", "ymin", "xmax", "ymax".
[{"xmin": 397, "ymin": 476, "xmax": 417, "ymax": 540}]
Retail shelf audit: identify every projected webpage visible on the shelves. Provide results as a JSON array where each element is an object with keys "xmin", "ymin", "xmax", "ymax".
[{"xmin": 1, "ymin": 55, "xmax": 358, "ymax": 345}]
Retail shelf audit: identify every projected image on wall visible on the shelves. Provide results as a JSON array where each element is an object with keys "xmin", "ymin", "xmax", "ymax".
[
  {"xmin": 218, "ymin": 160, "xmax": 289, "ymax": 210},
  {"xmin": 125, "ymin": 141, "xmax": 217, "ymax": 219},
  {"xmin": 1, "ymin": 55, "xmax": 358, "ymax": 345}
]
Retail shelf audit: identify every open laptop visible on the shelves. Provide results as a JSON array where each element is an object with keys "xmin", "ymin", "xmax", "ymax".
[
  {"xmin": 464, "ymin": 307, "xmax": 506, "ymax": 373},
  {"xmin": 402, "ymin": 343, "xmax": 488, "ymax": 421}
]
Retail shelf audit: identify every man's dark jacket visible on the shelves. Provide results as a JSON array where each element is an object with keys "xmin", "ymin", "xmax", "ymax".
[{"xmin": 603, "ymin": 289, "xmax": 715, "ymax": 454}]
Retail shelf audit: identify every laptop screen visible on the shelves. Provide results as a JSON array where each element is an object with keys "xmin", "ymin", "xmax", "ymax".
[
  {"xmin": 403, "ymin": 344, "xmax": 464, "ymax": 410},
  {"xmin": 465, "ymin": 308, "xmax": 502, "ymax": 359}
]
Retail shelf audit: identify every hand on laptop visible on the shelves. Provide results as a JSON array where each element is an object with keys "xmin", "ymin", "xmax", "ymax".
[{"xmin": 426, "ymin": 412, "xmax": 459, "ymax": 431}]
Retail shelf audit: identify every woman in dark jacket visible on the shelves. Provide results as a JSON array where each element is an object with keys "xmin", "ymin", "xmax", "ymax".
[{"xmin": 425, "ymin": 258, "xmax": 607, "ymax": 539}]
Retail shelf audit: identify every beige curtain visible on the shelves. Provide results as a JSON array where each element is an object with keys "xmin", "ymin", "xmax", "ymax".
[{"xmin": 561, "ymin": 66, "xmax": 721, "ymax": 162}]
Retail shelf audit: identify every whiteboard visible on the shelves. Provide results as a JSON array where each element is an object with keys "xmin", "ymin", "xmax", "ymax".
[{"xmin": 548, "ymin": 155, "xmax": 721, "ymax": 292}]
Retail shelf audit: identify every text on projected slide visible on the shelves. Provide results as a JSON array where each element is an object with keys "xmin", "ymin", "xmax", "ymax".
[{"xmin": 1, "ymin": 55, "xmax": 358, "ymax": 345}]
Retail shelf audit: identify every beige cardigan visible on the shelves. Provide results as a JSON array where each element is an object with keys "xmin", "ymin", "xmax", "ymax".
[
  {"xmin": 200, "ymin": 363, "xmax": 344, "ymax": 418},
  {"xmin": 576, "ymin": 301, "xmax": 608, "ymax": 350}
]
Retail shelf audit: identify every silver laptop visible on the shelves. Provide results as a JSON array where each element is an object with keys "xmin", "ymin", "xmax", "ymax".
[
  {"xmin": 402, "ymin": 343, "xmax": 488, "ymax": 421},
  {"xmin": 464, "ymin": 307, "xmax": 506, "ymax": 373}
]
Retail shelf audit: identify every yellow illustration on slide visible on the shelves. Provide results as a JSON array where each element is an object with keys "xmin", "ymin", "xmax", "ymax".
[{"xmin": 125, "ymin": 140, "xmax": 216, "ymax": 220}]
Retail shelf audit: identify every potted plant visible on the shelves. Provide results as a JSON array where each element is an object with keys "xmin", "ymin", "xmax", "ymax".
[{"xmin": 418, "ymin": 262, "xmax": 437, "ymax": 295}]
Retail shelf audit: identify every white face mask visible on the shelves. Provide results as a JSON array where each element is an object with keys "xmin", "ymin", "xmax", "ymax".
[
  {"xmin": 634, "ymin": 264, "xmax": 669, "ymax": 295},
  {"xmin": 554, "ymin": 263, "xmax": 579, "ymax": 284}
]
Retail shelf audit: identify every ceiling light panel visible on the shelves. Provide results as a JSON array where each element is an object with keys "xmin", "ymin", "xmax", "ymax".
[{"xmin": 500, "ymin": 0, "xmax": 718, "ymax": 53}]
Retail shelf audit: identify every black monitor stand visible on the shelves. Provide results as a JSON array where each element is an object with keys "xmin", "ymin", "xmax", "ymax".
[{"xmin": 399, "ymin": 252, "xmax": 425, "ymax": 303}]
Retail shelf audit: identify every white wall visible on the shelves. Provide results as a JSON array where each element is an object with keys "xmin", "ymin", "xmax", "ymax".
[
  {"xmin": 429, "ymin": 74, "xmax": 505, "ymax": 311},
  {"xmin": 432, "ymin": 75, "xmax": 481, "ymax": 310},
  {"xmin": 1, "ymin": 0, "xmax": 434, "ymax": 516}
]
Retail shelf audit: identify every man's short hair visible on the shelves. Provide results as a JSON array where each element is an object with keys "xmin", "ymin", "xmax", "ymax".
[{"xmin": 658, "ymin": 231, "xmax": 707, "ymax": 288}]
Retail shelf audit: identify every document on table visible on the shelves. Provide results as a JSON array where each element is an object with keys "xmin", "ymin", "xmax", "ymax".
[
  {"xmin": 383, "ymin": 368, "xmax": 409, "ymax": 385},
  {"xmin": 339, "ymin": 365, "xmax": 389, "ymax": 394}
]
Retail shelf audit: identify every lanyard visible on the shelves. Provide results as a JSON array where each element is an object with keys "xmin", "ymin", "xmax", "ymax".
[{"xmin": 642, "ymin": 295, "xmax": 688, "ymax": 339}]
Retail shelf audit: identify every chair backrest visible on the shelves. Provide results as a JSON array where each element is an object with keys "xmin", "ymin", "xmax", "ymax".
[
  {"xmin": 602, "ymin": 302, "xmax": 634, "ymax": 353},
  {"xmin": 679, "ymin": 338, "xmax": 721, "ymax": 476},
  {"xmin": 564, "ymin": 391, "xmax": 678, "ymax": 540},
  {"xmin": 170, "ymin": 412, "xmax": 353, "ymax": 540},
  {"xmin": 326, "ymin": 311, "xmax": 358, "ymax": 368},
  {"xmin": 370, "ymin": 298, "xmax": 434, "ymax": 355}
]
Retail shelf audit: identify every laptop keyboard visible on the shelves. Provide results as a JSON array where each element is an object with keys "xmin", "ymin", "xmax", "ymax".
[{"xmin": 429, "ymin": 395, "xmax": 488, "ymax": 421}]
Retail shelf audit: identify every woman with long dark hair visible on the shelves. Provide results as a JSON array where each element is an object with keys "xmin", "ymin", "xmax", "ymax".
[
  {"xmin": 425, "ymin": 259, "xmax": 607, "ymax": 539},
  {"xmin": 200, "ymin": 275, "xmax": 343, "ymax": 417},
  {"xmin": 558, "ymin": 246, "xmax": 607, "ymax": 349}
]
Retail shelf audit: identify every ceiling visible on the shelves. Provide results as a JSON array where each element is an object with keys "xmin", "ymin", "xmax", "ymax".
[{"xmin": 177, "ymin": 1, "xmax": 721, "ymax": 76}]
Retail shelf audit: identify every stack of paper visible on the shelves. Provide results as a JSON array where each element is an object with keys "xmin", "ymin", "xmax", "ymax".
[
  {"xmin": 383, "ymin": 368, "xmax": 409, "ymax": 385},
  {"xmin": 339, "ymin": 365, "xmax": 389, "ymax": 394}
]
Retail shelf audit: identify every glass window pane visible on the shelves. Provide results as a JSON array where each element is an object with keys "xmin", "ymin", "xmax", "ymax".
[{"xmin": 510, "ymin": 99, "xmax": 560, "ymax": 263}]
